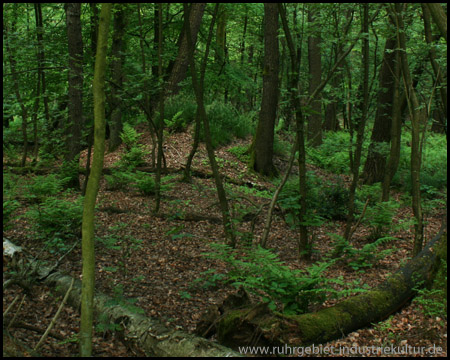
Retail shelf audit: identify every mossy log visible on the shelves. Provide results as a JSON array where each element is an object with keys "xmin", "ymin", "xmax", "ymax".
[
  {"xmin": 3, "ymin": 240, "xmax": 240, "ymax": 357},
  {"xmin": 216, "ymin": 227, "xmax": 447, "ymax": 349},
  {"xmin": 41, "ymin": 271, "xmax": 241, "ymax": 356}
]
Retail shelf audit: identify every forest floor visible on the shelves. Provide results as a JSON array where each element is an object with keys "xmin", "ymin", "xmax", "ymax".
[{"xmin": 3, "ymin": 126, "xmax": 447, "ymax": 357}]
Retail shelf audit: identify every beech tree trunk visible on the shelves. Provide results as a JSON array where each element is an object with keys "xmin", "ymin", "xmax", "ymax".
[
  {"xmin": 65, "ymin": 3, "xmax": 84, "ymax": 189},
  {"xmin": 215, "ymin": 228, "xmax": 447, "ymax": 349},
  {"xmin": 362, "ymin": 36, "xmax": 397, "ymax": 185},
  {"xmin": 251, "ymin": 3, "xmax": 279, "ymax": 177}
]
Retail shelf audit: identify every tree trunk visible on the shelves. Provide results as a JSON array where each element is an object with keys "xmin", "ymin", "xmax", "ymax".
[
  {"xmin": 183, "ymin": 4, "xmax": 236, "ymax": 247},
  {"xmin": 251, "ymin": 3, "xmax": 279, "ymax": 177},
  {"xmin": 393, "ymin": 3, "xmax": 424, "ymax": 256},
  {"xmin": 215, "ymin": 228, "xmax": 447, "ymax": 350},
  {"xmin": 108, "ymin": 4, "xmax": 127, "ymax": 152},
  {"xmin": 65, "ymin": 3, "xmax": 84, "ymax": 189},
  {"xmin": 425, "ymin": 3, "xmax": 447, "ymax": 43},
  {"xmin": 382, "ymin": 47, "xmax": 402, "ymax": 201},
  {"xmin": 344, "ymin": 4, "xmax": 369, "ymax": 241},
  {"xmin": 362, "ymin": 36, "xmax": 397, "ymax": 185},
  {"xmin": 307, "ymin": 6, "xmax": 323, "ymax": 147},
  {"xmin": 80, "ymin": 4, "xmax": 111, "ymax": 356}
]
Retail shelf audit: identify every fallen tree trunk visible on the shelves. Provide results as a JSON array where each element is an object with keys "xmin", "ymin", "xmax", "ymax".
[
  {"xmin": 41, "ymin": 271, "xmax": 241, "ymax": 357},
  {"xmin": 3, "ymin": 239, "xmax": 240, "ymax": 357},
  {"xmin": 215, "ymin": 226, "xmax": 447, "ymax": 349}
]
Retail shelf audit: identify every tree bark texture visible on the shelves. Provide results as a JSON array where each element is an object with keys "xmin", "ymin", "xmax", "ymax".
[
  {"xmin": 65, "ymin": 3, "xmax": 84, "ymax": 188},
  {"xmin": 307, "ymin": 7, "xmax": 323, "ymax": 147},
  {"xmin": 394, "ymin": 3, "xmax": 424, "ymax": 256},
  {"xmin": 251, "ymin": 3, "xmax": 279, "ymax": 177},
  {"xmin": 80, "ymin": 4, "xmax": 111, "ymax": 356},
  {"xmin": 362, "ymin": 36, "xmax": 397, "ymax": 185},
  {"xmin": 215, "ymin": 228, "xmax": 447, "ymax": 349},
  {"xmin": 425, "ymin": 3, "xmax": 447, "ymax": 43},
  {"xmin": 108, "ymin": 4, "xmax": 127, "ymax": 152}
]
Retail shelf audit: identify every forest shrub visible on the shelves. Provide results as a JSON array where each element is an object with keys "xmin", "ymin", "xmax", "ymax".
[
  {"xmin": 202, "ymin": 243, "xmax": 336, "ymax": 314},
  {"xmin": 105, "ymin": 169, "xmax": 135, "ymax": 191},
  {"xmin": 26, "ymin": 174, "xmax": 69, "ymax": 202},
  {"xmin": 118, "ymin": 123, "xmax": 149, "ymax": 169},
  {"xmin": 363, "ymin": 200, "xmax": 399, "ymax": 239},
  {"xmin": 392, "ymin": 133, "xmax": 447, "ymax": 195},
  {"xmin": 3, "ymin": 199, "xmax": 20, "ymax": 230},
  {"xmin": 26, "ymin": 197, "xmax": 83, "ymax": 252},
  {"xmin": 203, "ymin": 101, "xmax": 253, "ymax": 148},
  {"xmin": 279, "ymin": 174, "xmax": 349, "ymax": 225},
  {"xmin": 414, "ymin": 259, "xmax": 447, "ymax": 318},
  {"xmin": 307, "ymin": 131, "xmax": 351, "ymax": 174},
  {"xmin": 328, "ymin": 233, "xmax": 396, "ymax": 271},
  {"xmin": 227, "ymin": 145, "xmax": 250, "ymax": 162},
  {"xmin": 160, "ymin": 94, "xmax": 197, "ymax": 132}
]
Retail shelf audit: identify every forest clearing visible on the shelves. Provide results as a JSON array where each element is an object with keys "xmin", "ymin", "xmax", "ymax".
[{"xmin": 3, "ymin": 3, "xmax": 447, "ymax": 357}]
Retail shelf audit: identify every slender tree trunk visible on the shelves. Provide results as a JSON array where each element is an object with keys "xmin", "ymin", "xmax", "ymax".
[
  {"xmin": 422, "ymin": 4, "xmax": 447, "ymax": 122},
  {"xmin": 251, "ymin": 3, "xmax": 279, "ymax": 177},
  {"xmin": 393, "ymin": 4, "xmax": 424, "ymax": 256},
  {"xmin": 155, "ymin": 4, "xmax": 164, "ymax": 213},
  {"xmin": 344, "ymin": 4, "xmax": 369, "ymax": 241},
  {"xmin": 80, "ymin": 4, "xmax": 111, "ymax": 356},
  {"xmin": 183, "ymin": 4, "xmax": 236, "ymax": 247},
  {"xmin": 307, "ymin": 6, "xmax": 322, "ymax": 147},
  {"xmin": 183, "ymin": 4, "xmax": 219, "ymax": 182}
]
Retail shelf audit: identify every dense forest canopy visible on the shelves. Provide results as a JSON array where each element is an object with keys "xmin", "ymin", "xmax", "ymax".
[{"xmin": 3, "ymin": 3, "xmax": 447, "ymax": 357}]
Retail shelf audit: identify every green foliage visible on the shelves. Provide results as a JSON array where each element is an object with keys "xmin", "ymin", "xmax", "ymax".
[
  {"xmin": 392, "ymin": 133, "xmax": 447, "ymax": 194},
  {"xmin": 160, "ymin": 94, "xmax": 197, "ymax": 132},
  {"xmin": 26, "ymin": 196, "xmax": 84, "ymax": 253},
  {"xmin": 414, "ymin": 260, "xmax": 447, "ymax": 318},
  {"xmin": 121, "ymin": 145, "xmax": 149, "ymax": 169},
  {"xmin": 227, "ymin": 145, "xmax": 250, "ymax": 163},
  {"xmin": 117, "ymin": 123, "xmax": 149, "ymax": 170},
  {"xmin": 105, "ymin": 169, "xmax": 135, "ymax": 191},
  {"xmin": 120, "ymin": 123, "xmax": 141, "ymax": 149},
  {"xmin": 59, "ymin": 158, "xmax": 80, "ymax": 185},
  {"xmin": 3, "ymin": 199, "xmax": 20, "ymax": 230},
  {"xmin": 279, "ymin": 174, "xmax": 349, "ymax": 226},
  {"xmin": 363, "ymin": 200, "xmax": 399, "ymax": 239},
  {"xmin": 201, "ymin": 243, "xmax": 343, "ymax": 314},
  {"xmin": 307, "ymin": 131, "xmax": 353, "ymax": 174},
  {"xmin": 26, "ymin": 174, "xmax": 70, "ymax": 202},
  {"xmin": 105, "ymin": 169, "xmax": 174, "ymax": 196},
  {"xmin": 201, "ymin": 101, "xmax": 253, "ymax": 148},
  {"xmin": 328, "ymin": 233, "xmax": 396, "ymax": 271}
]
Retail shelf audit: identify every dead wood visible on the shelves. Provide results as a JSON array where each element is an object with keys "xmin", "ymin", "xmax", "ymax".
[
  {"xmin": 3, "ymin": 239, "xmax": 241, "ymax": 357},
  {"xmin": 210, "ymin": 226, "xmax": 447, "ymax": 349}
]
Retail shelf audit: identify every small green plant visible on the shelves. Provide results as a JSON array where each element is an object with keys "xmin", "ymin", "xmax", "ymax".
[
  {"xmin": 227, "ymin": 145, "xmax": 250, "ymax": 162},
  {"xmin": 414, "ymin": 260, "xmax": 447, "ymax": 318},
  {"xmin": 120, "ymin": 123, "xmax": 140, "ymax": 149},
  {"xmin": 118, "ymin": 123, "xmax": 149, "ymax": 170},
  {"xmin": 201, "ymin": 101, "xmax": 253, "ymax": 148},
  {"xmin": 363, "ymin": 200, "xmax": 399, "ymax": 239},
  {"xmin": 26, "ymin": 196, "xmax": 84, "ymax": 253},
  {"xmin": 328, "ymin": 233, "xmax": 396, "ymax": 271},
  {"xmin": 26, "ymin": 174, "xmax": 70, "ymax": 202},
  {"xmin": 105, "ymin": 169, "xmax": 135, "ymax": 191},
  {"xmin": 201, "ymin": 243, "xmax": 346, "ymax": 314},
  {"xmin": 3, "ymin": 199, "xmax": 20, "ymax": 230}
]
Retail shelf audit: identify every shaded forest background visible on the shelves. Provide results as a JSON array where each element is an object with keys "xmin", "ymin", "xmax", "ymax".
[{"xmin": 3, "ymin": 3, "xmax": 447, "ymax": 357}]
